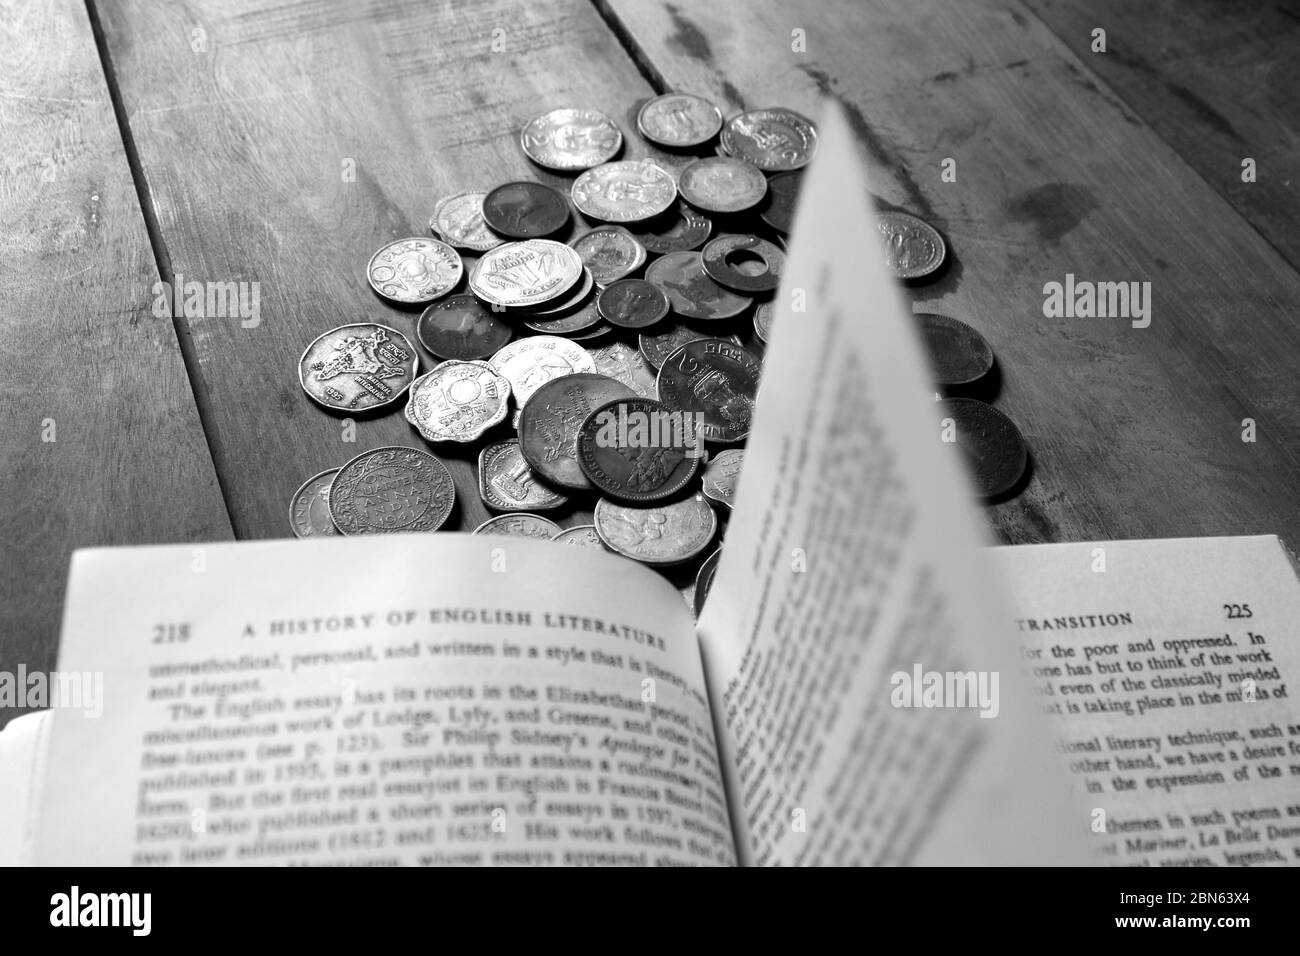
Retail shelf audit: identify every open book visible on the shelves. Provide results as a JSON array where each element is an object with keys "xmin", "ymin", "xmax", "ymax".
[{"xmin": 5, "ymin": 107, "xmax": 1298, "ymax": 867}]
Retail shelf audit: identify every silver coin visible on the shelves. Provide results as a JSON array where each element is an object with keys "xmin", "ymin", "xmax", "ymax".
[
  {"xmin": 638, "ymin": 324, "xmax": 741, "ymax": 369},
  {"xmin": 367, "ymin": 236, "xmax": 463, "ymax": 304},
  {"xmin": 488, "ymin": 335, "xmax": 597, "ymax": 406},
  {"xmin": 594, "ymin": 493, "xmax": 717, "ymax": 566},
  {"xmin": 431, "ymin": 191, "xmax": 505, "ymax": 252},
  {"xmin": 404, "ymin": 360, "xmax": 511, "ymax": 443},
  {"xmin": 522, "ymin": 296, "xmax": 605, "ymax": 336},
  {"xmin": 636, "ymin": 93, "xmax": 723, "ymax": 147},
  {"xmin": 719, "ymin": 108, "xmax": 819, "ymax": 171},
  {"xmin": 520, "ymin": 107, "xmax": 623, "ymax": 171},
  {"xmin": 876, "ymin": 211, "xmax": 947, "ymax": 280},
  {"xmin": 678, "ymin": 157, "xmax": 768, "ymax": 214},
  {"xmin": 588, "ymin": 341, "xmax": 658, "ymax": 398},
  {"xmin": 289, "ymin": 469, "xmax": 340, "ymax": 538},
  {"xmin": 473, "ymin": 513, "xmax": 563, "ymax": 539},
  {"xmin": 571, "ymin": 160, "xmax": 677, "ymax": 222},
  {"xmin": 527, "ymin": 267, "xmax": 594, "ymax": 317},
  {"xmin": 753, "ymin": 301, "xmax": 774, "ymax": 343},
  {"xmin": 571, "ymin": 226, "xmax": 647, "ymax": 286},
  {"xmin": 299, "ymin": 323, "xmax": 419, "ymax": 413},
  {"xmin": 701, "ymin": 449, "xmax": 744, "ymax": 510},
  {"xmin": 551, "ymin": 525, "xmax": 608, "ymax": 550},
  {"xmin": 478, "ymin": 440, "xmax": 569, "ymax": 512},
  {"xmin": 469, "ymin": 239, "xmax": 584, "ymax": 309},
  {"xmin": 656, "ymin": 338, "xmax": 761, "ymax": 443},
  {"xmin": 329, "ymin": 446, "xmax": 456, "ymax": 535}
]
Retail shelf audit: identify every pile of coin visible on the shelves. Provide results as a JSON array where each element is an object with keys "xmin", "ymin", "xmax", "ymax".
[{"xmin": 291, "ymin": 94, "xmax": 1021, "ymax": 610}]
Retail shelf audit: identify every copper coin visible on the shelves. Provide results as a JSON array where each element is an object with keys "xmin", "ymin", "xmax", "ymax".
[
  {"xmin": 596, "ymin": 278, "xmax": 671, "ymax": 329},
  {"xmin": 482, "ymin": 182, "xmax": 570, "ymax": 238},
  {"xmin": 577, "ymin": 397, "xmax": 702, "ymax": 502},
  {"xmin": 937, "ymin": 398, "xmax": 1028, "ymax": 499},
  {"xmin": 645, "ymin": 251, "xmax": 751, "ymax": 321},
  {"xmin": 416, "ymin": 294, "xmax": 512, "ymax": 361},
  {"xmin": 516, "ymin": 372, "xmax": 636, "ymax": 490},
  {"xmin": 329, "ymin": 446, "xmax": 455, "ymax": 534},
  {"xmin": 916, "ymin": 313, "xmax": 995, "ymax": 388}
]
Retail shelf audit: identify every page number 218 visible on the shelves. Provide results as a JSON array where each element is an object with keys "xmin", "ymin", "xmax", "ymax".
[{"xmin": 152, "ymin": 623, "xmax": 191, "ymax": 643}]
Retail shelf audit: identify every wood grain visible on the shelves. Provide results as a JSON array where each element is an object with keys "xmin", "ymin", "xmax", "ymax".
[
  {"xmin": 604, "ymin": 0, "xmax": 1300, "ymax": 547},
  {"xmin": 0, "ymin": 0, "xmax": 231, "ymax": 719}
]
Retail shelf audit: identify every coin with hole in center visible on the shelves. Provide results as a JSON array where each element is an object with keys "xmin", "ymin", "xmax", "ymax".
[
  {"xmin": 700, "ymin": 234, "xmax": 785, "ymax": 294},
  {"xmin": 645, "ymin": 251, "xmax": 751, "ymax": 321}
]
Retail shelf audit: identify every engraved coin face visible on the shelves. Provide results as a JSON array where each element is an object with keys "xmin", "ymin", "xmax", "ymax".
[
  {"xmin": 594, "ymin": 492, "xmax": 717, "ymax": 566},
  {"xmin": 478, "ymin": 439, "xmax": 569, "ymax": 512},
  {"xmin": 758, "ymin": 170, "xmax": 802, "ymax": 234},
  {"xmin": 517, "ymin": 372, "xmax": 636, "ymax": 490},
  {"xmin": 488, "ymin": 335, "xmax": 597, "ymax": 406},
  {"xmin": 520, "ymin": 107, "xmax": 623, "ymax": 171},
  {"xmin": 299, "ymin": 323, "xmax": 419, "ymax": 412},
  {"xmin": 876, "ymin": 211, "xmax": 947, "ymax": 280},
  {"xmin": 551, "ymin": 524, "xmax": 607, "ymax": 549},
  {"xmin": 656, "ymin": 338, "xmax": 762, "ymax": 443},
  {"xmin": 638, "ymin": 325, "xmax": 740, "ymax": 370},
  {"xmin": 577, "ymin": 397, "xmax": 702, "ymax": 503},
  {"xmin": 404, "ymin": 360, "xmax": 511, "ymax": 443},
  {"xmin": 936, "ymin": 398, "xmax": 1028, "ymax": 500},
  {"xmin": 469, "ymin": 240, "xmax": 584, "ymax": 309},
  {"xmin": 678, "ymin": 156, "xmax": 768, "ymax": 213},
  {"xmin": 597, "ymin": 278, "xmax": 670, "ymax": 329},
  {"xmin": 753, "ymin": 301, "xmax": 774, "ymax": 344},
  {"xmin": 367, "ymin": 237, "xmax": 463, "ymax": 304},
  {"xmin": 329, "ymin": 446, "xmax": 455, "ymax": 534},
  {"xmin": 588, "ymin": 341, "xmax": 658, "ymax": 397},
  {"xmin": 701, "ymin": 448, "xmax": 744, "ymax": 510},
  {"xmin": 645, "ymin": 251, "xmax": 751, "ymax": 320},
  {"xmin": 473, "ymin": 513, "xmax": 563, "ymax": 539},
  {"xmin": 636, "ymin": 93, "xmax": 723, "ymax": 147},
  {"xmin": 700, "ymin": 234, "xmax": 785, "ymax": 293},
  {"xmin": 571, "ymin": 160, "xmax": 677, "ymax": 222},
  {"xmin": 432, "ymin": 192, "xmax": 505, "ymax": 252},
  {"xmin": 627, "ymin": 201, "xmax": 712, "ymax": 254},
  {"xmin": 416, "ymin": 294, "xmax": 512, "ymax": 361},
  {"xmin": 482, "ymin": 182, "xmax": 570, "ymax": 238},
  {"xmin": 289, "ymin": 469, "xmax": 340, "ymax": 538},
  {"xmin": 720, "ymin": 108, "xmax": 819, "ymax": 171},
  {"xmin": 915, "ymin": 313, "xmax": 994, "ymax": 388},
  {"xmin": 571, "ymin": 226, "xmax": 647, "ymax": 286}
]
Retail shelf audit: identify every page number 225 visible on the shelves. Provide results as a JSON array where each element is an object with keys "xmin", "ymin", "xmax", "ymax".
[{"xmin": 1224, "ymin": 603, "xmax": 1253, "ymax": 619}]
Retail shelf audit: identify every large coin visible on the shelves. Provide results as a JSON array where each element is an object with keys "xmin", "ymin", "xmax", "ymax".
[
  {"xmin": 520, "ymin": 107, "xmax": 623, "ymax": 171},
  {"xmin": 596, "ymin": 278, "xmax": 670, "ymax": 329},
  {"xmin": 636, "ymin": 93, "xmax": 723, "ymax": 147},
  {"xmin": 289, "ymin": 468, "xmax": 340, "ymax": 538},
  {"xmin": 478, "ymin": 439, "xmax": 569, "ymax": 512},
  {"xmin": 431, "ymin": 191, "xmax": 505, "ymax": 252},
  {"xmin": 488, "ymin": 335, "xmax": 597, "ymax": 406},
  {"xmin": 367, "ymin": 237, "xmax": 463, "ymax": 304},
  {"xmin": 626, "ymin": 201, "xmax": 712, "ymax": 253},
  {"xmin": 576, "ymin": 397, "xmax": 702, "ymax": 503},
  {"xmin": 638, "ymin": 325, "xmax": 742, "ymax": 369},
  {"xmin": 700, "ymin": 234, "xmax": 785, "ymax": 294},
  {"xmin": 571, "ymin": 160, "xmax": 677, "ymax": 222},
  {"xmin": 588, "ymin": 341, "xmax": 658, "ymax": 397},
  {"xmin": 876, "ymin": 211, "xmax": 947, "ymax": 280},
  {"xmin": 594, "ymin": 493, "xmax": 717, "ymax": 566},
  {"xmin": 416, "ymin": 294, "xmax": 512, "ymax": 361},
  {"xmin": 937, "ymin": 398, "xmax": 1028, "ymax": 499},
  {"xmin": 329, "ymin": 446, "xmax": 455, "ymax": 534},
  {"xmin": 571, "ymin": 226, "xmax": 646, "ymax": 286},
  {"xmin": 678, "ymin": 157, "xmax": 768, "ymax": 213},
  {"xmin": 645, "ymin": 251, "xmax": 751, "ymax": 320},
  {"xmin": 404, "ymin": 360, "xmax": 511, "ymax": 443},
  {"xmin": 656, "ymin": 338, "xmax": 761, "ymax": 443},
  {"xmin": 551, "ymin": 525, "xmax": 607, "ymax": 550},
  {"xmin": 482, "ymin": 182, "xmax": 570, "ymax": 238},
  {"xmin": 757, "ymin": 170, "xmax": 802, "ymax": 234},
  {"xmin": 299, "ymin": 323, "xmax": 419, "ymax": 413},
  {"xmin": 516, "ymin": 372, "xmax": 636, "ymax": 490},
  {"xmin": 915, "ymin": 313, "xmax": 995, "ymax": 388},
  {"xmin": 469, "ymin": 240, "xmax": 584, "ymax": 309},
  {"xmin": 701, "ymin": 448, "xmax": 744, "ymax": 510},
  {"xmin": 719, "ymin": 108, "xmax": 819, "ymax": 171},
  {"xmin": 473, "ymin": 513, "xmax": 563, "ymax": 539}
]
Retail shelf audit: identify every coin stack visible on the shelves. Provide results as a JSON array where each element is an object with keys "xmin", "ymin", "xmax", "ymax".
[{"xmin": 290, "ymin": 94, "xmax": 1015, "ymax": 612}]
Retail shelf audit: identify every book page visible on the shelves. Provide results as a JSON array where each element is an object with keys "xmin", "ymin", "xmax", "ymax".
[
  {"xmin": 0, "ymin": 710, "xmax": 52, "ymax": 866},
  {"xmin": 991, "ymin": 535, "xmax": 1300, "ymax": 866},
  {"xmin": 697, "ymin": 104, "xmax": 1086, "ymax": 865},
  {"xmin": 32, "ymin": 535, "xmax": 736, "ymax": 866}
]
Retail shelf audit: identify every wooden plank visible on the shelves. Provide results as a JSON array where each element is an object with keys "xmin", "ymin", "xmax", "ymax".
[
  {"xmin": 1023, "ymin": 0, "xmax": 1300, "ymax": 271},
  {"xmin": 0, "ymin": 0, "xmax": 231, "ymax": 714},
  {"xmin": 602, "ymin": 0, "xmax": 1300, "ymax": 546},
  {"xmin": 92, "ymin": 0, "xmax": 692, "ymax": 537}
]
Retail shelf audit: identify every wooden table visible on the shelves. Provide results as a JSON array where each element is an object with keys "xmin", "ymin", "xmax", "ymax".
[{"xmin": 3, "ymin": 0, "xmax": 1298, "ymax": 718}]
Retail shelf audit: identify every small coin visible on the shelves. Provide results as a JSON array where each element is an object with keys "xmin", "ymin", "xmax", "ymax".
[
  {"xmin": 656, "ymin": 338, "xmax": 761, "ymax": 443},
  {"xmin": 916, "ymin": 313, "xmax": 995, "ymax": 388},
  {"xmin": 523, "ymin": 296, "xmax": 605, "ymax": 336},
  {"xmin": 753, "ymin": 301, "xmax": 774, "ymax": 343},
  {"xmin": 678, "ymin": 157, "xmax": 768, "ymax": 214},
  {"xmin": 720, "ymin": 108, "xmax": 819, "ymax": 171},
  {"xmin": 551, "ymin": 525, "xmax": 608, "ymax": 549},
  {"xmin": 693, "ymin": 547, "xmax": 721, "ymax": 619},
  {"xmin": 517, "ymin": 372, "xmax": 637, "ymax": 490},
  {"xmin": 588, "ymin": 341, "xmax": 658, "ymax": 397},
  {"xmin": 527, "ymin": 267, "xmax": 594, "ymax": 316},
  {"xmin": 289, "ymin": 469, "xmax": 340, "ymax": 538},
  {"xmin": 482, "ymin": 182, "xmax": 570, "ymax": 238},
  {"xmin": 520, "ymin": 107, "xmax": 623, "ymax": 171},
  {"xmin": 469, "ymin": 239, "xmax": 584, "ymax": 309},
  {"xmin": 700, "ymin": 233, "xmax": 785, "ymax": 294},
  {"xmin": 596, "ymin": 278, "xmax": 670, "ymax": 329},
  {"xmin": 626, "ymin": 201, "xmax": 713, "ymax": 254},
  {"xmin": 638, "ymin": 325, "xmax": 743, "ymax": 369},
  {"xmin": 758, "ymin": 170, "xmax": 802, "ymax": 234},
  {"xmin": 876, "ymin": 211, "xmax": 947, "ymax": 280},
  {"xmin": 404, "ymin": 360, "xmax": 511, "ymax": 443},
  {"xmin": 937, "ymin": 398, "xmax": 1028, "ymax": 499},
  {"xmin": 299, "ymin": 323, "xmax": 419, "ymax": 413},
  {"xmin": 329, "ymin": 446, "xmax": 455, "ymax": 534},
  {"xmin": 594, "ymin": 492, "xmax": 717, "ymax": 566},
  {"xmin": 645, "ymin": 251, "xmax": 752, "ymax": 321},
  {"xmin": 636, "ymin": 92, "xmax": 724, "ymax": 147},
  {"xmin": 571, "ymin": 160, "xmax": 677, "ymax": 222},
  {"xmin": 577, "ymin": 397, "xmax": 702, "ymax": 503},
  {"xmin": 478, "ymin": 439, "xmax": 569, "ymax": 512},
  {"xmin": 473, "ymin": 513, "xmax": 563, "ymax": 539},
  {"xmin": 416, "ymin": 294, "xmax": 512, "ymax": 361},
  {"xmin": 488, "ymin": 335, "xmax": 597, "ymax": 406},
  {"xmin": 367, "ymin": 237, "xmax": 463, "ymax": 304},
  {"xmin": 571, "ymin": 226, "xmax": 647, "ymax": 285},
  {"xmin": 431, "ymin": 192, "xmax": 505, "ymax": 252},
  {"xmin": 701, "ymin": 448, "xmax": 744, "ymax": 510}
]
